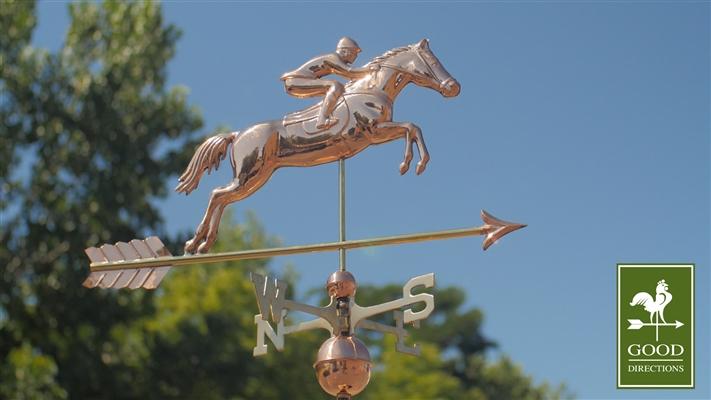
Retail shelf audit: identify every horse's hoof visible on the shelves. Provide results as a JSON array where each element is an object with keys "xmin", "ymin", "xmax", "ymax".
[
  {"xmin": 399, "ymin": 162, "xmax": 410, "ymax": 175},
  {"xmin": 184, "ymin": 239, "xmax": 198, "ymax": 254},
  {"xmin": 416, "ymin": 161, "xmax": 427, "ymax": 175},
  {"xmin": 197, "ymin": 241, "xmax": 211, "ymax": 254}
]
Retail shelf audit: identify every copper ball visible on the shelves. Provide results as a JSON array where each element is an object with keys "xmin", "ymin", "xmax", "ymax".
[
  {"xmin": 326, "ymin": 271, "xmax": 357, "ymax": 298},
  {"xmin": 314, "ymin": 335, "xmax": 371, "ymax": 397}
]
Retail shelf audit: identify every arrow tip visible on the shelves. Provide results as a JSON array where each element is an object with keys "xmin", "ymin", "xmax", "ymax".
[
  {"xmin": 481, "ymin": 210, "xmax": 527, "ymax": 250},
  {"xmin": 675, "ymin": 320, "xmax": 684, "ymax": 329}
]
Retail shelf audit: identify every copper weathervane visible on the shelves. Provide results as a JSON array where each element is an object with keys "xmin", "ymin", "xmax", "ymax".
[{"xmin": 81, "ymin": 38, "xmax": 525, "ymax": 399}]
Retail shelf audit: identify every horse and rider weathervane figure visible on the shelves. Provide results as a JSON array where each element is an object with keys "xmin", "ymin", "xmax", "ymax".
[
  {"xmin": 175, "ymin": 36, "xmax": 462, "ymax": 255},
  {"xmin": 81, "ymin": 38, "xmax": 525, "ymax": 399}
]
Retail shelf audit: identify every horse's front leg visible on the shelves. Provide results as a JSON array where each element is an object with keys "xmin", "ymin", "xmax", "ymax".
[{"xmin": 372, "ymin": 122, "xmax": 430, "ymax": 175}]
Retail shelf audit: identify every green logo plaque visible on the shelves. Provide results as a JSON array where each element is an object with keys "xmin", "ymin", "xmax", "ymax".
[{"xmin": 617, "ymin": 264, "xmax": 694, "ymax": 388}]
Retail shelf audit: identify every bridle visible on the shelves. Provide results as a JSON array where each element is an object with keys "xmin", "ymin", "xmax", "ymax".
[{"xmin": 378, "ymin": 46, "xmax": 445, "ymax": 87}]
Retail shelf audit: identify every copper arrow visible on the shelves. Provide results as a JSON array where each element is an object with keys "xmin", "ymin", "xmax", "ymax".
[{"xmin": 86, "ymin": 210, "xmax": 526, "ymax": 274}]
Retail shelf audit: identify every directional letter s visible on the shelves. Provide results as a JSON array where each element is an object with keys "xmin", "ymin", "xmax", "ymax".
[{"xmin": 402, "ymin": 273, "xmax": 435, "ymax": 324}]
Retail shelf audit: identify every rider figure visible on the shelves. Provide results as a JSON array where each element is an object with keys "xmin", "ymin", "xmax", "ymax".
[{"xmin": 281, "ymin": 37, "xmax": 373, "ymax": 129}]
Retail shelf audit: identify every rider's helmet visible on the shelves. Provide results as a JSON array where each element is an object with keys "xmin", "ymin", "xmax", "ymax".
[{"xmin": 337, "ymin": 37, "xmax": 361, "ymax": 53}]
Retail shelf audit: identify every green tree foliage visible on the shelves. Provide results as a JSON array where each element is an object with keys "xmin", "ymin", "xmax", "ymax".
[
  {"xmin": 0, "ymin": 343, "xmax": 67, "ymax": 400},
  {"xmin": 1, "ymin": 0, "xmax": 202, "ymax": 398},
  {"xmin": 1, "ymin": 1, "xmax": 569, "ymax": 399}
]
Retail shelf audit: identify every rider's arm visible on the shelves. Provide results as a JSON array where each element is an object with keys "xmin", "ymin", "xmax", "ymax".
[{"xmin": 324, "ymin": 56, "xmax": 374, "ymax": 80}]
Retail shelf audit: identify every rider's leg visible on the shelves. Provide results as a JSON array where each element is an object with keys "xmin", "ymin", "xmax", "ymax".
[
  {"xmin": 317, "ymin": 81, "xmax": 344, "ymax": 129},
  {"xmin": 283, "ymin": 78, "xmax": 327, "ymax": 98}
]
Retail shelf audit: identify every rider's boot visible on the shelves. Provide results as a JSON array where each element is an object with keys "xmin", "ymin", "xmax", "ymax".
[
  {"xmin": 316, "ymin": 83, "xmax": 344, "ymax": 129},
  {"xmin": 316, "ymin": 116, "xmax": 337, "ymax": 130}
]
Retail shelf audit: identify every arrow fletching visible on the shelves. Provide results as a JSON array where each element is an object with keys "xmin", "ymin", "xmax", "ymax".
[
  {"xmin": 83, "ymin": 237, "xmax": 172, "ymax": 290},
  {"xmin": 627, "ymin": 319, "xmax": 644, "ymax": 330}
]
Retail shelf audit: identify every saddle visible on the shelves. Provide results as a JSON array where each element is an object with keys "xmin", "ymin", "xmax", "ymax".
[{"xmin": 283, "ymin": 97, "xmax": 350, "ymax": 135}]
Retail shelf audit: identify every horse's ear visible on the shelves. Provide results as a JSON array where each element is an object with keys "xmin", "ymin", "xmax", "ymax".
[{"xmin": 417, "ymin": 38, "xmax": 430, "ymax": 49}]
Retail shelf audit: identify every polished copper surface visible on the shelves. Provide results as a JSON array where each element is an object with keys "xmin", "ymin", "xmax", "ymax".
[
  {"xmin": 282, "ymin": 37, "xmax": 368, "ymax": 130},
  {"xmin": 316, "ymin": 335, "xmax": 371, "ymax": 362},
  {"xmin": 176, "ymin": 39, "xmax": 460, "ymax": 254},
  {"xmin": 314, "ymin": 335, "xmax": 371, "ymax": 397},
  {"xmin": 327, "ymin": 271, "xmax": 357, "ymax": 298},
  {"xmin": 481, "ymin": 210, "xmax": 527, "ymax": 250}
]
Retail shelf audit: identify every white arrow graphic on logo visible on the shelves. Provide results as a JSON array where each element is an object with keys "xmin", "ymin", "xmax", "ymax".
[{"xmin": 628, "ymin": 319, "xmax": 684, "ymax": 330}]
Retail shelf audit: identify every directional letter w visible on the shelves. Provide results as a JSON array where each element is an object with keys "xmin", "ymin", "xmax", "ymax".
[{"xmin": 250, "ymin": 273, "xmax": 287, "ymax": 323}]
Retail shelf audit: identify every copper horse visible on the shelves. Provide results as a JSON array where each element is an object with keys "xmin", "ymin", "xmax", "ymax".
[{"xmin": 177, "ymin": 39, "xmax": 460, "ymax": 254}]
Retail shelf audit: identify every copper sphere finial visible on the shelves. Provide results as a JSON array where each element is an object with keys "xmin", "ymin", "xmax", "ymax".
[
  {"xmin": 326, "ymin": 270, "xmax": 357, "ymax": 298},
  {"xmin": 314, "ymin": 335, "xmax": 371, "ymax": 397}
]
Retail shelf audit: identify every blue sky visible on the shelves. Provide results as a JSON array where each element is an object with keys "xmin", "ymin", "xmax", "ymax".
[{"xmin": 34, "ymin": 2, "xmax": 709, "ymax": 399}]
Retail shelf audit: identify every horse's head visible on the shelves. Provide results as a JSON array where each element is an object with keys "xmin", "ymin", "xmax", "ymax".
[{"xmin": 377, "ymin": 39, "xmax": 460, "ymax": 98}]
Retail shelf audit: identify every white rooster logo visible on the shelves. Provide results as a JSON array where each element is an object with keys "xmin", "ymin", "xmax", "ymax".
[
  {"xmin": 630, "ymin": 279, "xmax": 673, "ymax": 324},
  {"xmin": 627, "ymin": 279, "xmax": 682, "ymax": 341}
]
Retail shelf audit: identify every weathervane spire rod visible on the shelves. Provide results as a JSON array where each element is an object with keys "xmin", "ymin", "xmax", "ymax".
[{"xmin": 339, "ymin": 158, "xmax": 346, "ymax": 271}]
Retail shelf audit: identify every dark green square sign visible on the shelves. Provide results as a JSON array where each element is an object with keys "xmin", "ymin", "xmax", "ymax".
[{"xmin": 617, "ymin": 264, "xmax": 694, "ymax": 388}]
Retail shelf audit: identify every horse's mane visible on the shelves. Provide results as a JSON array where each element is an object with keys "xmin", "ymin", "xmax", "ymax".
[
  {"xmin": 364, "ymin": 45, "xmax": 412, "ymax": 68},
  {"xmin": 343, "ymin": 45, "xmax": 413, "ymax": 91}
]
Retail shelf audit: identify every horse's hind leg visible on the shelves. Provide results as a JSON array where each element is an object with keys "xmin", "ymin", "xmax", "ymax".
[
  {"xmin": 185, "ymin": 181, "xmax": 237, "ymax": 254},
  {"xmin": 184, "ymin": 181, "xmax": 233, "ymax": 254},
  {"xmin": 186, "ymin": 122, "xmax": 280, "ymax": 254},
  {"xmin": 196, "ymin": 166, "xmax": 275, "ymax": 254}
]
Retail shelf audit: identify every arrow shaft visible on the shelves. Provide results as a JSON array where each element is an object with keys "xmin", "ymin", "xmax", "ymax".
[
  {"xmin": 90, "ymin": 225, "xmax": 491, "ymax": 272},
  {"xmin": 630, "ymin": 323, "xmax": 678, "ymax": 327}
]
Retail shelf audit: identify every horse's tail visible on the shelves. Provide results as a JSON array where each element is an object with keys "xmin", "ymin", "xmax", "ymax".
[{"xmin": 175, "ymin": 132, "xmax": 238, "ymax": 194}]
